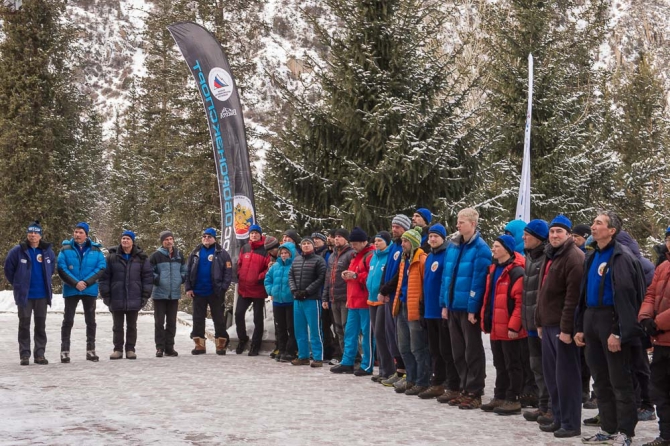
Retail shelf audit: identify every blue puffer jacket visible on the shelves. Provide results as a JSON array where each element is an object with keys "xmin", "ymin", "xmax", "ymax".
[
  {"xmin": 57, "ymin": 238, "xmax": 106, "ymax": 297},
  {"xmin": 439, "ymin": 232, "xmax": 492, "ymax": 314},
  {"xmin": 264, "ymin": 243, "xmax": 296, "ymax": 305},
  {"xmin": 383, "ymin": 239, "xmax": 404, "ymax": 302},
  {"xmin": 366, "ymin": 245, "xmax": 390, "ymax": 304},
  {"xmin": 4, "ymin": 240, "xmax": 56, "ymax": 307},
  {"xmin": 149, "ymin": 247, "xmax": 187, "ymax": 300},
  {"xmin": 505, "ymin": 220, "xmax": 527, "ymax": 254},
  {"xmin": 424, "ymin": 240, "xmax": 449, "ymax": 319}
]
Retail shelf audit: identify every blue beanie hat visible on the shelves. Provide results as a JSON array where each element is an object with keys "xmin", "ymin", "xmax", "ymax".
[
  {"xmin": 349, "ymin": 226, "xmax": 368, "ymax": 242},
  {"xmin": 665, "ymin": 226, "xmax": 670, "ymax": 239},
  {"xmin": 121, "ymin": 230, "xmax": 136, "ymax": 242},
  {"xmin": 550, "ymin": 214, "xmax": 572, "ymax": 233},
  {"xmin": 416, "ymin": 208, "xmax": 432, "ymax": 225},
  {"xmin": 249, "ymin": 224, "xmax": 262, "ymax": 235},
  {"xmin": 27, "ymin": 221, "xmax": 42, "ymax": 235},
  {"xmin": 76, "ymin": 222, "xmax": 90, "ymax": 235},
  {"xmin": 428, "ymin": 223, "xmax": 447, "ymax": 240},
  {"xmin": 496, "ymin": 234, "xmax": 517, "ymax": 257},
  {"xmin": 524, "ymin": 219, "xmax": 549, "ymax": 241},
  {"xmin": 203, "ymin": 227, "xmax": 217, "ymax": 238}
]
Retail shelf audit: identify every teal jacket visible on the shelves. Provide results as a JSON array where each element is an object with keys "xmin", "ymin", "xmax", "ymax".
[
  {"xmin": 149, "ymin": 247, "xmax": 187, "ymax": 300},
  {"xmin": 264, "ymin": 243, "xmax": 296, "ymax": 305},
  {"xmin": 366, "ymin": 245, "xmax": 390, "ymax": 304},
  {"xmin": 57, "ymin": 238, "xmax": 106, "ymax": 298}
]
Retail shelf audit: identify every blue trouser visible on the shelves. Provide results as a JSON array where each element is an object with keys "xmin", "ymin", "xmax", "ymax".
[
  {"xmin": 342, "ymin": 308, "xmax": 374, "ymax": 372},
  {"xmin": 396, "ymin": 302, "xmax": 431, "ymax": 387},
  {"xmin": 294, "ymin": 299, "xmax": 323, "ymax": 361},
  {"xmin": 541, "ymin": 325, "xmax": 582, "ymax": 431}
]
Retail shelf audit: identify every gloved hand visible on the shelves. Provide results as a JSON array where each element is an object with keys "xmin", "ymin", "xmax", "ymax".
[
  {"xmin": 294, "ymin": 290, "xmax": 307, "ymax": 300},
  {"xmin": 641, "ymin": 318, "xmax": 659, "ymax": 337}
]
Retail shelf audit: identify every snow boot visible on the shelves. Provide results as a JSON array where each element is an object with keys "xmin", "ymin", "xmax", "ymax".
[
  {"xmin": 235, "ymin": 338, "xmax": 248, "ymax": 355},
  {"xmin": 126, "ymin": 350, "xmax": 137, "ymax": 360},
  {"xmin": 110, "ymin": 350, "xmax": 123, "ymax": 360},
  {"xmin": 215, "ymin": 337, "xmax": 228, "ymax": 355},
  {"xmin": 191, "ymin": 337, "xmax": 206, "ymax": 355},
  {"xmin": 60, "ymin": 351, "xmax": 70, "ymax": 364},
  {"xmin": 86, "ymin": 350, "xmax": 99, "ymax": 362}
]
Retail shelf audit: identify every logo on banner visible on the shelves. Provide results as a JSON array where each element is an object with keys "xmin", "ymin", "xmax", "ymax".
[
  {"xmin": 220, "ymin": 107, "xmax": 237, "ymax": 119},
  {"xmin": 234, "ymin": 195, "xmax": 255, "ymax": 239},
  {"xmin": 209, "ymin": 68, "xmax": 234, "ymax": 102}
]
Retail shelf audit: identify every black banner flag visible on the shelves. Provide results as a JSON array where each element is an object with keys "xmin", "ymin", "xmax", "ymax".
[{"xmin": 168, "ymin": 22, "xmax": 256, "ymax": 268}]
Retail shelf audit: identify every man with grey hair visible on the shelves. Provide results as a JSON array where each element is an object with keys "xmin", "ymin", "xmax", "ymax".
[{"xmin": 575, "ymin": 211, "xmax": 646, "ymax": 445}]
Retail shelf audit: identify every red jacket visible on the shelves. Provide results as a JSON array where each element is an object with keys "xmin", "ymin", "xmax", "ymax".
[
  {"xmin": 481, "ymin": 252, "xmax": 527, "ymax": 341},
  {"xmin": 639, "ymin": 255, "xmax": 670, "ymax": 347},
  {"xmin": 237, "ymin": 238, "xmax": 270, "ymax": 298},
  {"xmin": 345, "ymin": 244, "xmax": 375, "ymax": 309}
]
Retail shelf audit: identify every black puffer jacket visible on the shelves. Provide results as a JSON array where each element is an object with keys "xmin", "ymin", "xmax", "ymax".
[
  {"xmin": 322, "ymin": 245, "xmax": 354, "ymax": 303},
  {"xmin": 521, "ymin": 242, "xmax": 546, "ymax": 332},
  {"xmin": 290, "ymin": 252, "xmax": 327, "ymax": 300},
  {"xmin": 99, "ymin": 245, "xmax": 153, "ymax": 312},
  {"xmin": 184, "ymin": 243, "xmax": 233, "ymax": 296}
]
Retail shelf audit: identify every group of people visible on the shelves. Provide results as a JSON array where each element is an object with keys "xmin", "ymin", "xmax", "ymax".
[{"xmin": 4, "ymin": 208, "xmax": 670, "ymax": 446}]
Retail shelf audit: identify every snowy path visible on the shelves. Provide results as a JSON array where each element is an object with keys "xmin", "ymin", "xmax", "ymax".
[{"xmin": 0, "ymin": 313, "xmax": 660, "ymax": 445}]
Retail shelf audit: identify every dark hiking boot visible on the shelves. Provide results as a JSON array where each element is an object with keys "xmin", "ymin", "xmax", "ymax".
[
  {"xmin": 494, "ymin": 399, "xmax": 522, "ymax": 415},
  {"xmin": 381, "ymin": 374, "xmax": 403, "ymax": 387},
  {"xmin": 539, "ymin": 422, "xmax": 560, "ymax": 432},
  {"xmin": 164, "ymin": 349, "xmax": 178, "ymax": 357},
  {"xmin": 270, "ymin": 349, "xmax": 279, "ymax": 359},
  {"xmin": 156, "ymin": 349, "xmax": 164, "ymax": 358},
  {"xmin": 523, "ymin": 408, "xmax": 546, "ymax": 422},
  {"xmin": 110, "ymin": 350, "xmax": 123, "ymax": 360},
  {"xmin": 520, "ymin": 393, "xmax": 538, "ymax": 408},
  {"xmin": 537, "ymin": 410, "xmax": 555, "ymax": 425},
  {"xmin": 291, "ymin": 358, "xmax": 310, "ymax": 366},
  {"xmin": 418, "ymin": 385, "xmax": 445, "ymax": 400},
  {"xmin": 354, "ymin": 368, "xmax": 371, "ymax": 376},
  {"xmin": 310, "ymin": 360, "xmax": 323, "ymax": 368},
  {"xmin": 583, "ymin": 414, "xmax": 601, "ymax": 427},
  {"xmin": 438, "ymin": 389, "xmax": 462, "ymax": 404},
  {"xmin": 584, "ymin": 396, "xmax": 598, "ymax": 410},
  {"xmin": 330, "ymin": 364, "xmax": 354, "ymax": 374},
  {"xmin": 20, "ymin": 356, "xmax": 29, "ymax": 366},
  {"xmin": 638, "ymin": 408, "xmax": 657, "ymax": 421},
  {"xmin": 553, "ymin": 428, "xmax": 580, "ymax": 438},
  {"xmin": 458, "ymin": 394, "xmax": 482, "ymax": 410},
  {"xmin": 216, "ymin": 337, "xmax": 228, "ymax": 355},
  {"xmin": 34, "ymin": 357, "xmax": 48, "ymax": 365},
  {"xmin": 405, "ymin": 385, "xmax": 428, "ymax": 396},
  {"xmin": 481, "ymin": 398, "xmax": 505, "ymax": 412},
  {"xmin": 60, "ymin": 351, "xmax": 70, "ymax": 363},
  {"xmin": 280, "ymin": 353, "xmax": 295, "ymax": 363},
  {"xmin": 126, "ymin": 350, "xmax": 137, "ymax": 359},
  {"xmin": 86, "ymin": 350, "xmax": 99, "ymax": 362},
  {"xmin": 642, "ymin": 437, "xmax": 670, "ymax": 446},
  {"xmin": 191, "ymin": 337, "xmax": 206, "ymax": 355},
  {"xmin": 248, "ymin": 342, "xmax": 260, "ymax": 357},
  {"xmin": 235, "ymin": 338, "xmax": 248, "ymax": 355}
]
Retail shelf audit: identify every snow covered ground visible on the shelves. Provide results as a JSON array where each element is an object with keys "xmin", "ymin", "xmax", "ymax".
[{"xmin": 0, "ymin": 310, "xmax": 661, "ymax": 444}]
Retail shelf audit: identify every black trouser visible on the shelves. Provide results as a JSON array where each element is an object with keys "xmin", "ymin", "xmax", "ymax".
[
  {"xmin": 18, "ymin": 298, "xmax": 48, "ymax": 358},
  {"xmin": 584, "ymin": 307, "xmax": 637, "ymax": 437},
  {"xmin": 448, "ymin": 310, "xmax": 486, "ymax": 395},
  {"xmin": 154, "ymin": 299, "xmax": 179, "ymax": 350},
  {"xmin": 650, "ymin": 346, "xmax": 670, "ymax": 440},
  {"xmin": 520, "ymin": 338, "xmax": 537, "ymax": 395},
  {"xmin": 542, "ymin": 325, "xmax": 582, "ymax": 431},
  {"xmin": 112, "ymin": 310, "xmax": 139, "ymax": 352},
  {"xmin": 321, "ymin": 307, "xmax": 338, "ymax": 359},
  {"xmin": 528, "ymin": 335, "xmax": 551, "ymax": 412},
  {"xmin": 61, "ymin": 295, "xmax": 97, "ymax": 351},
  {"xmin": 491, "ymin": 338, "xmax": 523, "ymax": 400},
  {"xmin": 581, "ymin": 346, "xmax": 593, "ymax": 398},
  {"xmin": 235, "ymin": 296, "xmax": 265, "ymax": 345},
  {"xmin": 631, "ymin": 340, "xmax": 653, "ymax": 411},
  {"xmin": 426, "ymin": 318, "xmax": 460, "ymax": 390},
  {"xmin": 273, "ymin": 304, "xmax": 296, "ymax": 355},
  {"xmin": 191, "ymin": 293, "xmax": 228, "ymax": 339}
]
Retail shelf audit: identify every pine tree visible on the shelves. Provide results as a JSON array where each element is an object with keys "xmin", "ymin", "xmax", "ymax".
[
  {"xmin": 264, "ymin": 1, "xmax": 481, "ymax": 234},
  {"xmin": 471, "ymin": 0, "xmax": 614, "ymax": 235},
  {"xmin": 0, "ymin": 0, "xmax": 104, "ymax": 285}
]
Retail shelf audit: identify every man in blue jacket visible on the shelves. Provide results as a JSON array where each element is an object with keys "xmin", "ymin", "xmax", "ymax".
[
  {"xmin": 439, "ymin": 208, "xmax": 491, "ymax": 409},
  {"xmin": 4, "ymin": 221, "xmax": 56, "ymax": 365},
  {"xmin": 150, "ymin": 230, "xmax": 187, "ymax": 357},
  {"xmin": 57, "ymin": 222, "xmax": 106, "ymax": 363}
]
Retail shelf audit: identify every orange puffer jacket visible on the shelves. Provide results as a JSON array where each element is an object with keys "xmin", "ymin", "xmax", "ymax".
[
  {"xmin": 480, "ymin": 252, "xmax": 527, "ymax": 341},
  {"xmin": 639, "ymin": 256, "xmax": 670, "ymax": 347},
  {"xmin": 392, "ymin": 248, "xmax": 427, "ymax": 321}
]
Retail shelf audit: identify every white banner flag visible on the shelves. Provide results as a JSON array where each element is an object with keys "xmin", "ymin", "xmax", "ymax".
[{"xmin": 515, "ymin": 53, "xmax": 533, "ymax": 222}]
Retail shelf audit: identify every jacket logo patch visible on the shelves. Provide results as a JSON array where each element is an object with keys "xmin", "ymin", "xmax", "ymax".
[
  {"xmin": 21, "ymin": 259, "xmax": 27, "ymax": 264},
  {"xmin": 393, "ymin": 251, "xmax": 400, "ymax": 261},
  {"xmin": 36, "ymin": 254, "xmax": 43, "ymax": 263},
  {"xmin": 470, "ymin": 291, "xmax": 475, "ymax": 297},
  {"xmin": 431, "ymin": 261, "xmax": 439, "ymax": 272},
  {"xmin": 69, "ymin": 265, "xmax": 73, "ymax": 269},
  {"xmin": 598, "ymin": 262, "xmax": 608, "ymax": 276},
  {"xmin": 226, "ymin": 261, "xmax": 232, "ymax": 268},
  {"xmin": 208, "ymin": 254, "xmax": 214, "ymax": 261},
  {"xmin": 46, "ymin": 259, "xmax": 51, "ymax": 264}
]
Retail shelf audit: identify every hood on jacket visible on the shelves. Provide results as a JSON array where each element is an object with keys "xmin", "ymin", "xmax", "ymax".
[
  {"xmin": 277, "ymin": 242, "xmax": 296, "ymax": 266},
  {"xmin": 505, "ymin": 219, "xmax": 527, "ymax": 254},
  {"xmin": 616, "ymin": 231, "xmax": 642, "ymax": 259}
]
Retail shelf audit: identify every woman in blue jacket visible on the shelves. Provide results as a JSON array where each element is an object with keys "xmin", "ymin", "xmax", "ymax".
[
  {"xmin": 265, "ymin": 243, "xmax": 296, "ymax": 362},
  {"xmin": 367, "ymin": 231, "xmax": 393, "ymax": 381}
]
